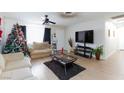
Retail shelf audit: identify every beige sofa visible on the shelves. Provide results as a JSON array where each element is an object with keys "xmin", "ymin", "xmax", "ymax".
[
  {"xmin": 29, "ymin": 42, "xmax": 52, "ymax": 59},
  {"xmin": 2, "ymin": 52, "xmax": 32, "ymax": 71},
  {"xmin": 0, "ymin": 52, "xmax": 38, "ymax": 80}
]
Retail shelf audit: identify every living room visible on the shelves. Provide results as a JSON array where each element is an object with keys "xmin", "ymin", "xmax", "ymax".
[
  {"xmin": 0, "ymin": 12, "xmax": 124, "ymax": 80},
  {"xmin": 0, "ymin": 0, "xmax": 124, "ymax": 93}
]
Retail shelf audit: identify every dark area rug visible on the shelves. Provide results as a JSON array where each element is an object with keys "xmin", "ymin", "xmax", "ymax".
[{"xmin": 44, "ymin": 61, "xmax": 86, "ymax": 80}]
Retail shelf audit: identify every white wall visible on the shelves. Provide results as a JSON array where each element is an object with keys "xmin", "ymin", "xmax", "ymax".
[
  {"xmin": 104, "ymin": 21, "xmax": 118, "ymax": 59},
  {"xmin": 65, "ymin": 20, "xmax": 106, "ymax": 59},
  {"xmin": 65, "ymin": 20, "xmax": 119, "ymax": 59},
  {"xmin": 1, "ymin": 16, "xmax": 118, "ymax": 59},
  {"xmin": 1, "ymin": 17, "xmax": 66, "ymax": 51},
  {"xmin": 51, "ymin": 25, "xmax": 65, "ymax": 50}
]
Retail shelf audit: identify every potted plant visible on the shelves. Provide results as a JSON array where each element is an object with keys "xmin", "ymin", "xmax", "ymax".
[
  {"xmin": 92, "ymin": 45, "xmax": 103, "ymax": 60},
  {"xmin": 68, "ymin": 38, "xmax": 73, "ymax": 53}
]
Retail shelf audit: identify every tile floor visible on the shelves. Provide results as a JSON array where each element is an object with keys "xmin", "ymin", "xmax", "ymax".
[{"xmin": 31, "ymin": 51, "xmax": 124, "ymax": 80}]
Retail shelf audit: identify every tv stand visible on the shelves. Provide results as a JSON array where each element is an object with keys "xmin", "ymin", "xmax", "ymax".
[{"xmin": 74, "ymin": 45, "xmax": 93, "ymax": 58}]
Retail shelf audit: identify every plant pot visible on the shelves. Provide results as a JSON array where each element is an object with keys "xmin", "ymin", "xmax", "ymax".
[
  {"xmin": 95, "ymin": 52, "xmax": 100, "ymax": 60},
  {"xmin": 68, "ymin": 47, "xmax": 73, "ymax": 53},
  {"xmin": 70, "ymin": 47, "xmax": 74, "ymax": 52}
]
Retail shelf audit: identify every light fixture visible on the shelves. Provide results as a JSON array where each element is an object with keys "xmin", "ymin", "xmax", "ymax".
[{"xmin": 60, "ymin": 12, "xmax": 77, "ymax": 17}]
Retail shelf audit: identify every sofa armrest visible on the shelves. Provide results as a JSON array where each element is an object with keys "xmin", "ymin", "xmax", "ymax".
[
  {"xmin": 3, "ymin": 52, "xmax": 24, "ymax": 63},
  {"xmin": 28, "ymin": 47, "xmax": 34, "ymax": 52}
]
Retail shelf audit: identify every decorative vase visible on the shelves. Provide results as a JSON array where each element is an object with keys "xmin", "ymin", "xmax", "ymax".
[
  {"xmin": 95, "ymin": 52, "xmax": 100, "ymax": 60},
  {"xmin": 67, "ymin": 49, "xmax": 70, "ymax": 53},
  {"xmin": 68, "ymin": 47, "xmax": 73, "ymax": 53},
  {"xmin": 61, "ymin": 48, "xmax": 64, "ymax": 54}
]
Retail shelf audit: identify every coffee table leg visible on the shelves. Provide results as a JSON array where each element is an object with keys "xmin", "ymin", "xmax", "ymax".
[
  {"xmin": 64, "ymin": 65, "xmax": 67, "ymax": 75},
  {"xmin": 51, "ymin": 57, "xmax": 55, "ymax": 62}
]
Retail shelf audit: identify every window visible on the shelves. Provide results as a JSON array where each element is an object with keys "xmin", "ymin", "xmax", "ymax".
[{"xmin": 26, "ymin": 24, "xmax": 45, "ymax": 44}]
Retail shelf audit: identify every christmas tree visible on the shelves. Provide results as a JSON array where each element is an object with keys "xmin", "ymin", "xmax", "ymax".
[{"xmin": 2, "ymin": 23, "xmax": 28, "ymax": 55}]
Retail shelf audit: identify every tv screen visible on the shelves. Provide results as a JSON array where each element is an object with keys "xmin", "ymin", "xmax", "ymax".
[
  {"xmin": 75, "ymin": 30, "xmax": 94, "ymax": 43},
  {"xmin": 75, "ymin": 31, "xmax": 85, "ymax": 42}
]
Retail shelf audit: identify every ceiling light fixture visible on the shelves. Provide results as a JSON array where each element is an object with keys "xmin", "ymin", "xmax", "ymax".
[{"xmin": 60, "ymin": 12, "xmax": 77, "ymax": 17}]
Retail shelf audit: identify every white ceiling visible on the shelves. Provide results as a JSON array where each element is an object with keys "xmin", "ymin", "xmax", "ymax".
[{"xmin": 0, "ymin": 12, "xmax": 124, "ymax": 27}]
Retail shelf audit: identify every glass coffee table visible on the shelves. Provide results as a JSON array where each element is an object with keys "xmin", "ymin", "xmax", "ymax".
[{"xmin": 51, "ymin": 52, "xmax": 77, "ymax": 75}]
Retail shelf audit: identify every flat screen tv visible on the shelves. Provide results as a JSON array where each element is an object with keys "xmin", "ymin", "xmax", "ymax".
[{"xmin": 75, "ymin": 30, "xmax": 94, "ymax": 43}]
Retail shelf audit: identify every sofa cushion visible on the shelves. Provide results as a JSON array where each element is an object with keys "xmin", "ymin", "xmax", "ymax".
[
  {"xmin": 33, "ymin": 42, "xmax": 50, "ymax": 50},
  {"xmin": 3, "ymin": 52, "xmax": 24, "ymax": 63},
  {"xmin": 0, "ymin": 54, "xmax": 5, "ymax": 70},
  {"xmin": 31, "ymin": 49, "xmax": 51, "ymax": 55},
  {"xmin": 5, "ymin": 57, "xmax": 32, "ymax": 71},
  {"xmin": 33, "ymin": 42, "xmax": 42, "ymax": 50},
  {"xmin": 41, "ymin": 42, "xmax": 50, "ymax": 49},
  {"xmin": 0, "ymin": 68, "xmax": 33, "ymax": 80}
]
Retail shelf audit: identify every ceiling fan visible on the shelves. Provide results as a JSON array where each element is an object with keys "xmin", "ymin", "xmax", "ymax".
[{"xmin": 42, "ymin": 15, "xmax": 56, "ymax": 25}]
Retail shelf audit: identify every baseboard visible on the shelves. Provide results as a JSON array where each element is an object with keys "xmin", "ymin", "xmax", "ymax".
[{"xmin": 104, "ymin": 50, "xmax": 117, "ymax": 60}]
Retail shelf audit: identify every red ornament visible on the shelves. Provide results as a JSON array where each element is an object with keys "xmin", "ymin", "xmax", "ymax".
[
  {"xmin": 0, "ymin": 18, "xmax": 1, "ymax": 25},
  {"xmin": 0, "ymin": 30, "xmax": 2, "ymax": 37},
  {"xmin": 61, "ymin": 48, "xmax": 64, "ymax": 54},
  {"xmin": 0, "ymin": 30, "xmax": 2, "ymax": 41}
]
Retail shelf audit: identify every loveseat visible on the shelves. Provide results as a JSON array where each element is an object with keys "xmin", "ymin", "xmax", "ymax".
[
  {"xmin": 28, "ymin": 42, "xmax": 52, "ymax": 59},
  {"xmin": 0, "ymin": 52, "xmax": 37, "ymax": 80}
]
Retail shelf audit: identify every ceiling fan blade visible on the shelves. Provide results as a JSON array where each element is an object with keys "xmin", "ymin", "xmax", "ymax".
[
  {"xmin": 42, "ymin": 21, "xmax": 46, "ymax": 25},
  {"xmin": 42, "ymin": 15, "xmax": 56, "ymax": 25},
  {"xmin": 42, "ymin": 18, "xmax": 49, "ymax": 25},
  {"xmin": 48, "ymin": 21, "xmax": 56, "ymax": 24}
]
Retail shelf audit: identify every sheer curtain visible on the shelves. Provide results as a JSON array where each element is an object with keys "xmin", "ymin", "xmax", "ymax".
[{"xmin": 26, "ymin": 24, "xmax": 45, "ymax": 44}]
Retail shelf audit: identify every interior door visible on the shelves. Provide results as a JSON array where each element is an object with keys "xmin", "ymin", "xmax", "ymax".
[{"xmin": 43, "ymin": 28, "xmax": 51, "ymax": 44}]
